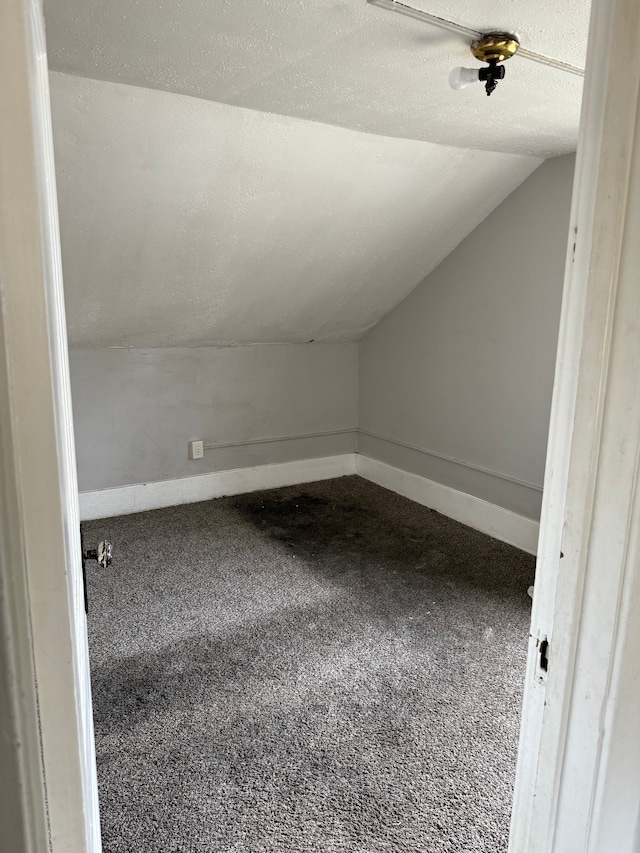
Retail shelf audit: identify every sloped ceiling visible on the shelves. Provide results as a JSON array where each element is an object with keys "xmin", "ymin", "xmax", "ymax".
[
  {"xmin": 52, "ymin": 73, "xmax": 540, "ymax": 347},
  {"xmin": 44, "ymin": 0, "xmax": 589, "ymax": 347}
]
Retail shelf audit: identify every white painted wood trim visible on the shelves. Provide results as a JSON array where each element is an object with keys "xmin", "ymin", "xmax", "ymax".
[
  {"xmin": 81, "ymin": 449, "xmax": 538, "ymax": 554},
  {"xmin": 356, "ymin": 455, "xmax": 539, "ymax": 554},
  {"xmin": 29, "ymin": 6, "xmax": 101, "ymax": 850},
  {"xmin": 0, "ymin": 0, "xmax": 100, "ymax": 850},
  {"xmin": 80, "ymin": 454, "xmax": 357, "ymax": 520},
  {"xmin": 510, "ymin": 0, "xmax": 640, "ymax": 849}
]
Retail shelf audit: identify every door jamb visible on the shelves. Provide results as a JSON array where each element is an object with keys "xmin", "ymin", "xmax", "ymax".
[
  {"xmin": 510, "ymin": 0, "xmax": 640, "ymax": 849},
  {"xmin": 0, "ymin": 0, "xmax": 101, "ymax": 849}
]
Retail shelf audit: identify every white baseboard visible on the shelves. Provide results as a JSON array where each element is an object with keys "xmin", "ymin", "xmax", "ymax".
[
  {"xmin": 79, "ymin": 454, "xmax": 357, "ymax": 520},
  {"xmin": 80, "ymin": 451, "xmax": 539, "ymax": 554},
  {"xmin": 356, "ymin": 455, "xmax": 539, "ymax": 554}
]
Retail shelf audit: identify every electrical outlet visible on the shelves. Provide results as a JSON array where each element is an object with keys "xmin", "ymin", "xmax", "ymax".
[{"xmin": 188, "ymin": 440, "xmax": 204, "ymax": 460}]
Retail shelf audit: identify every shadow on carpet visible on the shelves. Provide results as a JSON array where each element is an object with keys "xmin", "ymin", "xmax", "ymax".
[{"xmin": 85, "ymin": 475, "xmax": 535, "ymax": 853}]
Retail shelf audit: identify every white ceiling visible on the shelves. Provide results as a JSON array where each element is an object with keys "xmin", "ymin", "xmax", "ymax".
[
  {"xmin": 45, "ymin": 0, "xmax": 589, "ymax": 157},
  {"xmin": 52, "ymin": 73, "xmax": 540, "ymax": 347},
  {"xmin": 44, "ymin": 0, "xmax": 589, "ymax": 347}
]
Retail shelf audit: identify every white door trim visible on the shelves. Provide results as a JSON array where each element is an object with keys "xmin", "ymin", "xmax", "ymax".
[
  {"xmin": 510, "ymin": 0, "xmax": 640, "ymax": 849},
  {"xmin": 0, "ymin": 0, "xmax": 100, "ymax": 850}
]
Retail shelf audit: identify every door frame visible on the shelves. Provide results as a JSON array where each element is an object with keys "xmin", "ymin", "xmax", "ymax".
[
  {"xmin": 2, "ymin": 0, "xmax": 640, "ymax": 850},
  {"xmin": 0, "ymin": 0, "xmax": 100, "ymax": 850},
  {"xmin": 510, "ymin": 0, "xmax": 640, "ymax": 849}
]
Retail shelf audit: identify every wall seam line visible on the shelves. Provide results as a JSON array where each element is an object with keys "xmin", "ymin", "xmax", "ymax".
[
  {"xmin": 203, "ymin": 428, "xmax": 357, "ymax": 451},
  {"xmin": 358, "ymin": 428, "xmax": 543, "ymax": 492},
  {"xmin": 202, "ymin": 427, "xmax": 542, "ymax": 493}
]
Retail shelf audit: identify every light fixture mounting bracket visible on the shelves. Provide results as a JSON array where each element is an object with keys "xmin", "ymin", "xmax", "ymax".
[{"xmin": 471, "ymin": 32, "xmax": 520, "ymax": 64}]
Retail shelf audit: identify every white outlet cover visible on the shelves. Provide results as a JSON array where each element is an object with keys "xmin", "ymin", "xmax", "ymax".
[{"xmin": 188, "ymin": 440, "xmax": 204, "ymax": 460}]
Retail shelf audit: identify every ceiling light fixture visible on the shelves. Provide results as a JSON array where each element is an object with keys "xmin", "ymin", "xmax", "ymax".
[
  {"xmin": 367, "ymin": 0, "xmax": 585, "ymax": 83},
  {"xmin": 449, "ymin": 33, "xmax": 519, "ymax": 96}
]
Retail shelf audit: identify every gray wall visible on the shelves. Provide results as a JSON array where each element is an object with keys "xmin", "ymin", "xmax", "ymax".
[
  {"xmin": 70, "ymin": 343, "xmax": 357, "ymax": 492},
  {"xmin": 70, "ymin": 156, "xmax": 574, "ymax": 510},
  {"xmin": 359, "ymin": 154, "xmax": 576, "ymax": 520}
]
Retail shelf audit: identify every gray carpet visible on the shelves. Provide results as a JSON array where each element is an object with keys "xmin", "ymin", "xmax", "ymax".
[{"xmin": 84, "ymin": 475, "xmax": 534, "ymax": 853}]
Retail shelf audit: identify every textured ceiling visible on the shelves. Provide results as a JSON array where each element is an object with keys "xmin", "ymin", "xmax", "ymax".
[
  {"xmin": 51, "ymin": 73, "xmax": 540, "ymax": 347},
  {"xmin": 44, "ymin": 0, "xmax": 590, "ymax": 157}
]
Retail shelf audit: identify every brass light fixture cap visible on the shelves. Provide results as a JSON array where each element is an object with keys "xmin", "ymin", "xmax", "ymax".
[{"xmin": 471, "ymin": 32, "xmax": 520, "ymax": 64}]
